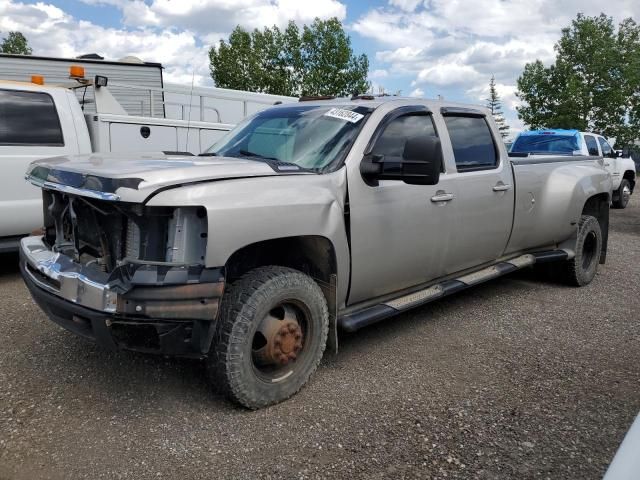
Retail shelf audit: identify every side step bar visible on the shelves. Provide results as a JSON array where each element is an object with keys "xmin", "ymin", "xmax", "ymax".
[{"xmin": 339, "ymin": 251, "xmax": 567, "ymax": 332}]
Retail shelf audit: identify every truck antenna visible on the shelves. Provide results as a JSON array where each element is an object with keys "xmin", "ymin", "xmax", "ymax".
[{"xmin": 185, "ymin": 71, "xmax": 195, "ymax": 152}]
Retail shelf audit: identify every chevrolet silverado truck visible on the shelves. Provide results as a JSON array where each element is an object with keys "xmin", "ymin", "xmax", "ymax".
[
  {"xmin": 20, "ymin": 97, "xmax": 612, "ymax": 408},
  {"xmin": 511, "ymin": 129, "xmax": 636, "ymax": 208}
]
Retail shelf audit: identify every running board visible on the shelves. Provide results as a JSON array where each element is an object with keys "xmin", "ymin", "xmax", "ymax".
[{"xmin": 339, "ymin": 251, "xmax": 566, "ymax": 333}]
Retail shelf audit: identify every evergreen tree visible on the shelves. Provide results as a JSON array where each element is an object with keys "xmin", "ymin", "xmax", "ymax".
[{"xmin": 486, "ymin": 75, "xmax": 510, "ymax": 139}]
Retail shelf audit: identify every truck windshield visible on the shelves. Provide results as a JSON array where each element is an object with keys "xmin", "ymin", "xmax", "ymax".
[
  {"xmin": 205, "ymin": 104, "xmax": 371, "ymax": 171},
  {"xmin": 511, "ymin": 134, "xmax": 579, "ymax": 154}
]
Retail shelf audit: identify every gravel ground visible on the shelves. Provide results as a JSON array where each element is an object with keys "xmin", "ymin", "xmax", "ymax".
[{"xmin": 0, "ymin": 199, "xmax": 639, "ymax": 480}]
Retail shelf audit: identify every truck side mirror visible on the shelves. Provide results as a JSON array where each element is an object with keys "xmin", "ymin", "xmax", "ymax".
[
  {"xmin": 360, "ymin": 136, "xmax": 442, "ymax": 186},
  {"xmin": 400, "ymin": 136, "xmax": 442, "ymax": 185}
]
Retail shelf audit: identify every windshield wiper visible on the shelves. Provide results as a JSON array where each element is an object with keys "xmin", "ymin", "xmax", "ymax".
[
  {"xmin": 198, "ymin": 152, "xmax": 218, "ymax": 156},
  {"xmin": 238, "ymin": 149, "xmax": 279, "ymax": 162},
  {"xmin": 237, "ymin": 150, "xmax": 317, "ymax": 173}
]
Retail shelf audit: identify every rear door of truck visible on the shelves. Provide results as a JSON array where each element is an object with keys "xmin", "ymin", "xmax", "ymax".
[{"xmin": 438, "ymin": 108, "xmax": 515, "ymax": 274}]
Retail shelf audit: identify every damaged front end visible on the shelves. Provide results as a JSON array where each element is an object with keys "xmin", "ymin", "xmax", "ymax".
[{"xmin": 20, "ymin": 189, "xmax": 224, "ymax": 358}]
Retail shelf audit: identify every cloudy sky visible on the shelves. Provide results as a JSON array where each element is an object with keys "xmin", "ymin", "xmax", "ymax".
[{"xmin": 1, "ymin": 0, "xmax": 639, "ymax": 136}]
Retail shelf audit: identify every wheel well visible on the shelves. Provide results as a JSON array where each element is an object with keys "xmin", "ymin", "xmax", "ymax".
[
  {"xmin": 623, "ymin": 170, "xmax": 635, "ymax": 191},
  {"xmin": 225, "ymin": 236, "xmax": 337, "ymax": 286},
  {"xmin": 582, "ymin": 193, "xmax": 609, "ymax": 264}
]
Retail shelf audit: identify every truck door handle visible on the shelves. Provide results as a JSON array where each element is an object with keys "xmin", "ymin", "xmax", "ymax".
[
  {"xmin": 430, "ymin": 192, "xmax": 454, "ymax": 202},
  {"xmin": 492, "ymin": 184, "xmax": 512, "ymax": 192}
]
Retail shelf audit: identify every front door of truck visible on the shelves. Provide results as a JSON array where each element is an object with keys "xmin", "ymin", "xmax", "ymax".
[
  {"xmin": 438, "ymin": 110, "xmax": 514, "ymax": 274},
  {"xmin": 346, "ymin": 107, "xmax": 457, "ymax": 304}
]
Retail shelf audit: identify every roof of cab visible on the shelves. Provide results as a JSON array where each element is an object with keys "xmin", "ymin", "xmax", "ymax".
[{"xmin": 271, "ymin": 95, "xmax": 490, "ymax": 114}]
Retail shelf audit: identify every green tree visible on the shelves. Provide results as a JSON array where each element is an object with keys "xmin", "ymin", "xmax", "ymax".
[
  {"xmin": 517, "ymin": 13, "xmax": 640, "ymax": 146},
  {"xmin": 1, "ymin": 31, "xmax": 32, "ymax": 55},
  {"xmin": 486, "ymin": 75, "xmax": 510, "ymax": 138},
  {"xmin": 617, "ymin": 18, "xmax": 640, "ymax": 146},
  {"xmin": 209, "ymin": 18, "xmax": 369, "ymax": 97}
]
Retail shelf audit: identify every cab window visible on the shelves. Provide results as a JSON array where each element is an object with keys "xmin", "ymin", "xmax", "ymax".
[
  {"xmin": 444, "ymin": 115, "xmax": 497, "ymax": 171},
  {"xmin": 0, "ymin": 89, "xmax": 64, "ymax": 146},
  {"xmin": 584, "ymin": 135, "xmax": 599, "ymax": 156},
  {"xmin": 371, "ymin": 113, "xmax": 438, "ymax": 161},
  {"xmin": 598, "ymin": 137, "xmax": 613, "ymax": 156}
]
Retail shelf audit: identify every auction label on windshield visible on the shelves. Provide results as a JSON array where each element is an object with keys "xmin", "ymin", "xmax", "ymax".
[{"xmin": 323, "ymin": 108, "xmax": 364, "ymax": 123}]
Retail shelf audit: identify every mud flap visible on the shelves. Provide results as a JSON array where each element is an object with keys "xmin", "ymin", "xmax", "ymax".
[
  {"xmin": 315, "ymin": 274, "xmax": 338, "ymax": 354},
  {"xmin": 327, "ymin": 274, "xmax": 338, "ymax": 354}
]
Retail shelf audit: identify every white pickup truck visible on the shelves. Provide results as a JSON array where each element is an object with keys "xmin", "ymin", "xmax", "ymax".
[
  {"xmin": 0, "ymin": 74, "xmax": 234, "ymax": 252},
  {"xmin": 511, "ymin": 129, "xmax": 636, "ymax": 208}
]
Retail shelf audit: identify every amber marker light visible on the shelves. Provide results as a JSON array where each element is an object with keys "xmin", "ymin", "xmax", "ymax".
[{"xmin": 69, "ymin": 65, "xmax": 85, "ymax": 79}]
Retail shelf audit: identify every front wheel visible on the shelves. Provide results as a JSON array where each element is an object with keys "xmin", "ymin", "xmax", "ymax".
[
  {"xmin": 209, "ymin": 266, "xmax": 328, "ymax": 409},
  {"xmin": 564, "ymin": 215, "xmax": 602, "ymax": 286},
  {"xmin": 612, "ymin": 179, "xmax": 631, "ymax": 209}
]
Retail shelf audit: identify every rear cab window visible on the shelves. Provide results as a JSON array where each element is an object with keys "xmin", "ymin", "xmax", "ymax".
[
  {"xmin": 442, "ymin": 112, "xmax": 497, "ymax": 172},
  {"xmin": 0, "ymin": 89, "xmax": 64, "ymax": 146},
  {"xmin": 511, "ymin": 130, "xmax": 580, "ymax": 154}
]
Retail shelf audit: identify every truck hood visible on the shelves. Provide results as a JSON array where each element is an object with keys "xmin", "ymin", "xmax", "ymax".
[{"xmin": 26, "ymin": 152, "xmax": 312, "ymax": 203}]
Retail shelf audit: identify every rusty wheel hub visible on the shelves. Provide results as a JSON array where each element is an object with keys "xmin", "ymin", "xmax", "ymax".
[{"xmin": 253, "ymin": 304, "xmax": 304, "ymax": 366}]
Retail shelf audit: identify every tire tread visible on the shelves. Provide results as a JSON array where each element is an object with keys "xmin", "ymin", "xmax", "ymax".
[
  {"xmin": 564, "ymin": 215, "xmax": 602, "ymax": 287},
  {"xmin": 210, "ymin": 266, "xmax": 328, "ymax": 409}
]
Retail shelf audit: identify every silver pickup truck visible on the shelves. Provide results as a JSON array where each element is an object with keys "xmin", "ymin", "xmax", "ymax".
[{"xmin": 20, "ymin": 97, "xmax": 612, "ymax": 408}]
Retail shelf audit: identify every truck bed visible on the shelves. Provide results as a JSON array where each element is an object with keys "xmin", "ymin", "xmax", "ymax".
[{"xmin": 506, "ymin": 154, "xmax": 608, "ymax": 255}]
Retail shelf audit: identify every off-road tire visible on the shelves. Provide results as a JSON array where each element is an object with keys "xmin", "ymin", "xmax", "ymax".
[
  {"xmin": 209, "ymin": 266, "xmax": 328, "ymax": 409},
  {"xmin": 612, "ymin": 179, "xmax": 631, "ymax": 209},
  {"xmin": 564, "ymin": 215, "xmax": 602, "ymax": 286}
]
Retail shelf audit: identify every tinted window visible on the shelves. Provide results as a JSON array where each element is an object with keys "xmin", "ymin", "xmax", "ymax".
[
  {"xmin": 511, "ymin": 134, "xmax": 579, "ymax": 154},
  {"xmin": 444, "ymin": 115, "xmax": 497, "ymax": 171},
  {"xmin": 0, "ymin": 90, "xmax": 64, "ymax": 146},
  {"xmin": 598, "ymin": 137, "xmax": 612, "ymax": 156},
  {"xmin": 584, "ymin": 135, "xmax": 599, "ymax": 156},
  {"xmin": 371, "ymin": 113, "xmax": 437, "ymax": 161}
]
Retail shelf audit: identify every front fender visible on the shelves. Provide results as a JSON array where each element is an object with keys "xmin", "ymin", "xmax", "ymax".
[{"xmin": 146, "ymin": 169, "xmax": 351, "ymax": 304}]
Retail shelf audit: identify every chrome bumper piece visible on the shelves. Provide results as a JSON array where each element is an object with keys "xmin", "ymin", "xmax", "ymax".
[{"xmin": 20, "ymin": 236, "xmax": 117, "ymax": 312}]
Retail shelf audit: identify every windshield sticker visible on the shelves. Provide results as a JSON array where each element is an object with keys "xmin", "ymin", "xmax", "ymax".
[{"xmin": 323, "ymin": 108, "xmax": 364, "ymax": 124}]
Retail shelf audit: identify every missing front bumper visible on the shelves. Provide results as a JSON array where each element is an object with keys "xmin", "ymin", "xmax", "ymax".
[{"xmin": 20, "ymin": 236, "xmax": 225, "ymax": 357}]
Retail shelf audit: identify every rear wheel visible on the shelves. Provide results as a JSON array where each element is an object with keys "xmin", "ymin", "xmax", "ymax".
[
  {"xmin": 564, "ymin": 215, "xmax": 602, "ymax": 286},
  {"xmin": 612, "ymin": 179, "xmax": 631, "ymax": 209},
  {"xmin": 210, "ymin": 266, "xmax": 328, "ymax": 409}
]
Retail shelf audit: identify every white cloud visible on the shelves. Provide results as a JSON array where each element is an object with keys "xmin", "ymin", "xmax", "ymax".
[
  {"xmin": 84, "ymin": 0, "xmax": 346, "ymax": 34},
  {"xmin": 354, "ymin": 0, "xmax": 640, "ymax": 130},
  {"xmin": 409, "ymin": 87, "xmax": 424, "ymax": 97},
  {"xmin": 352, "ymin": 9, "xmax": 439, "ymax": 49},
  {"xmin": 369, "ymin": 69, "xmax": 389, "ymax": 79},
  {"xmin": 0, "ymin": 1, "xmax": 212, "ymax": 84},
  {"xmin": 416, "ymin": 63, "xmax": 482, "ymax": 87},
  {"xmin": 389, "ymin": 0, "xmax": 423, "ymax": 12},
  {"xmin": 1, "ymin": 0, "xmax": 347, "ymax": 87}
]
